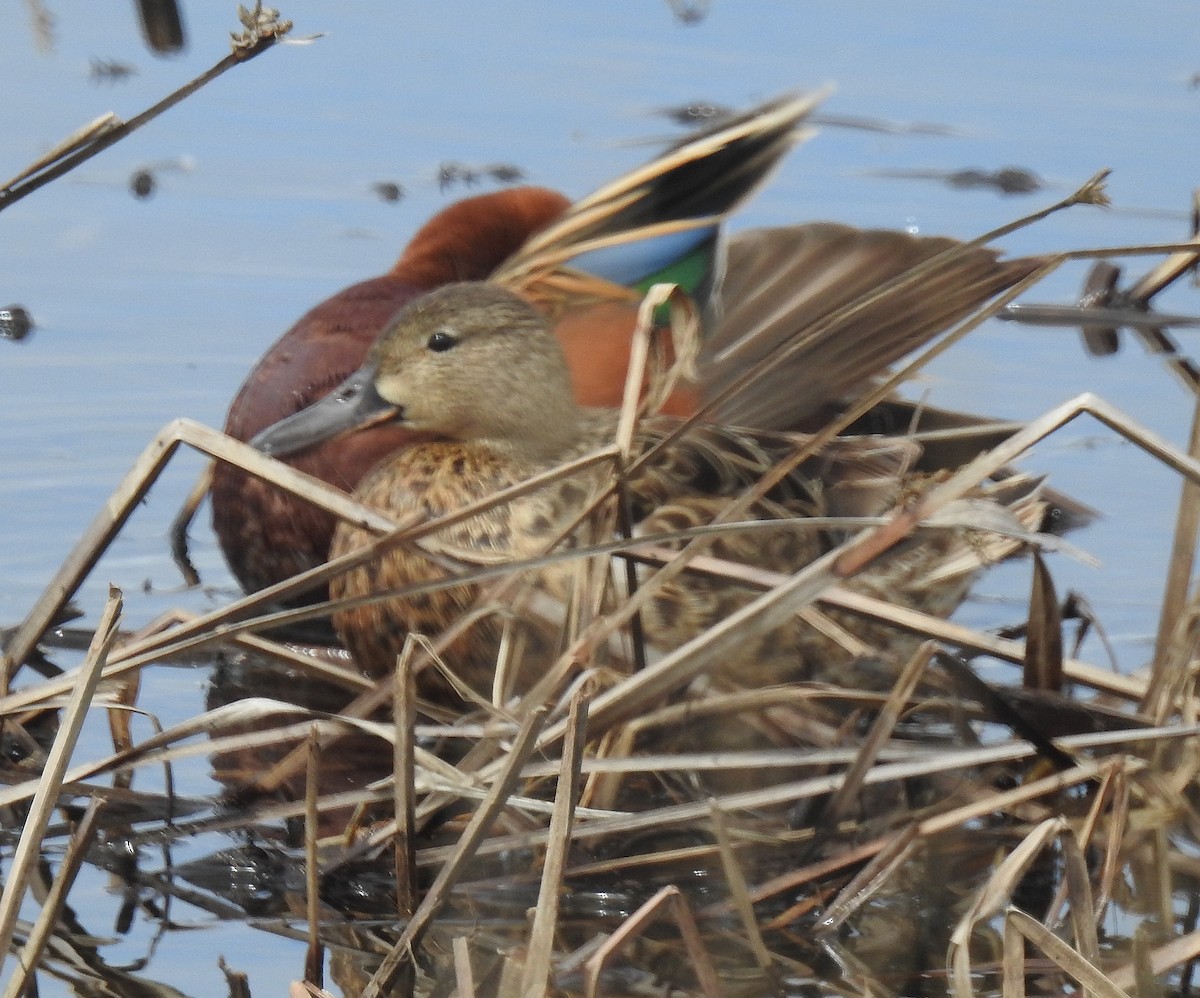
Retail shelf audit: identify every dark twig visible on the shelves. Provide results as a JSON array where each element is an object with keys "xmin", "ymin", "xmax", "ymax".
[
  {"xmin": 0, "ymin": 5, "xmax": 292, "ymax": 213},
  {"xmin": 303, "ymin": 725, "xmax": 324, "ymax": 991}
]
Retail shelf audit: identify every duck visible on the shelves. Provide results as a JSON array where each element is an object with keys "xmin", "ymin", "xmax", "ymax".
[
  {"xmin": 213, "ymin": 89, "xmax": 1042, "ymax": 605},
  {"xmin": 252, "ymin": 282, "xmax": 1048, "ymax": 702},
  {"xmin": 210, "ymin": 187, "xmax": 569, "ymax": 597}
]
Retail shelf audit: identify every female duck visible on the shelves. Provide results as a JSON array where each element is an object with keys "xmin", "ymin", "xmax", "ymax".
[{"xmin": 254, "ymin": 283, "xmax": 1043, "ymax": 701}]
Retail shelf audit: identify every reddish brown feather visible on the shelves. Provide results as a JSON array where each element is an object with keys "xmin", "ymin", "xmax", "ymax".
[{"xmin": 212, "ymin": 188, "xmax": 570, "ymax": 598}]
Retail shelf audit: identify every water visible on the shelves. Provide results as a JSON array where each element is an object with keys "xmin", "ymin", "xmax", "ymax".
[{"xmin": 1, "ymin": 2, "xmax": 1197, "ymax": 993}]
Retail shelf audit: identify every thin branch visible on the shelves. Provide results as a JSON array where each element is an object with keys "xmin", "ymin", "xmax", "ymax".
[{"xmin": 0, "ymin": 7, "xmax": 293, "ymax": 212}]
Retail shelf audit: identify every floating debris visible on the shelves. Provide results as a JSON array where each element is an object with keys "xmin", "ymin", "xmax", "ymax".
[
  {"xmin": 124, "ymin": 156, "xmax": 195, "ymax": 200},
  {"xmin": 437, "ymin": 160, "xmax": 525, "ymax": 192},
  {"xmin": 654, "ymin": 105, "xmax": 957, "ymax": 138},
  {"xmin": 866, "ymin": 165, "xmax": 1045, "ymax": 195},
  {"xmin": 129, "ymin": 169, "xmax": 155, "ymax": 199},
  {"xmin": 437, "ymin": 160, "xmax": 480, "ymax": 192},
  {"xmin": 812, "ymin": 112, "xmax": 959, "ymax": 137},
  {"xmin": 655, "ymin": 100, "xmax": 734, "ymax": 126},
  {"xmin": 0, "ymin": 305, "xmax": 33, "ymax": 342},
  {"xmin": 949, "ymin": 166, "xmax": 1044, "ymax": 194},
  {"xmin": 484, "ymin": 162, "xmax": 526, "ymax": 184},
  {"xmin": 370, "ymin": 181, "xmax": 404, "ymax": 203},
  {"xmin": 1001, "ymin": 301, "xmax": 1200, "ymax": 330},
  {"xmin": 26, "ymin": 0, "xmax": 54, "ymax": 53},
  {"xmin": 88, "ymin": 58, "xmax": 137, "ymax": 84},
  {"xmin": 665, "ymin": 0, "xmax": 711, "ymax": 24}
]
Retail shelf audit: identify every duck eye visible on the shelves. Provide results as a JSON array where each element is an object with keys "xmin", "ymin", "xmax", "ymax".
[{"xmin": 426, "ymin": 330, "xmax": 457, "ymax": 353}]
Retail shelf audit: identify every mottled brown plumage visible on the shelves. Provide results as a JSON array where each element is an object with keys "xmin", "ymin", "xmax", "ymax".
[{"xmin": 254, "ymin": 283, "xmax": 1044, "ymax": 701}]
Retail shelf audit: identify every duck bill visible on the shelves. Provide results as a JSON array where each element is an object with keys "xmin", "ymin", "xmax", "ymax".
[{"xmin": 250, "ymin": 363, "xmax": 401, "ymax": 458}]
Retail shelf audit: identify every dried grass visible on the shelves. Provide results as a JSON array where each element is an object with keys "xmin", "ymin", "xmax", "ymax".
[{"xmin": 5, "ymin": 180, "xmax": 1200, "ymax": 996}]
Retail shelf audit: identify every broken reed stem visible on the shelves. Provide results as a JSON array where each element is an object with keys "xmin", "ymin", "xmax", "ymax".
[
  {"xmin": 1002, "ymin": 914, "xmax": 1027, "ymax": 998},
  {"xmin": 812, "ymin": 824, "xmax": 920, "ymax": 938},
  {"xmin": 709, "ymin": 801, "xmax": 773, "ymax": 974},
  {"xmin": 452, "ymin": 936, "xmax": 476, "ymax": 996},
  {"xmin": 609, "ymin": 284, "xmax": 699, "ymax": 677},
  {"xmin": 703, "ymin": 755, "xmax": 1127, "ymax": 918},
  {"xmin": 393, "ymin": 640, "xmax": 419, "ymax": 920},
  {"xmin": 1125, "ymin": 232, "xmax": 1200, "ymax": 300},
  {"xmin": 1, "ymin": 112, "xmax": 119, "ymax": 191},
  {"xmin": 520, "ymin": 690, "xmax": 590, "ymax": 997},
  {"xmin": 2, "ymin": 799, "xmax": 105, "ymax": 998},
  {"xmin": 998, "ymin": 240, "xmax": 1191, "ymax": 264},
  {"xmin": 0, "ymin": 586, "xmax": 122, "ymax": 975},
  {"xmin": 0, "ymin": 16, "xmax": 289, "ymax": 211},
  {"xmin": 583, "ymin": 885, "xmax": 721, "ymax": 998},
  {"xmin": 949, "ymin": 817, "xmax": 1072, "ymax": 993},
  {"xmin": 497, "ymin": 958, "xmax": 524, "ymax": 996},
  {"xmin": 1152, "ymin": 390, "xmax": 1200, "ymax": 686},
  {"xmin": 815, "ymin": 641, "xmax": 934, "ymax": 833},
  {"xmin": 1060, "ymin": 832, "xmax": 1101, "ymax": 966},
  {"xmin": 1108, "ymin": 922, "xmax": 1200, "ymax": 992},
  {"xmin": 1152, "ymin": 824, "xmax": 1175, "ymax": 938},
  {"xmin": 1132, "ymin": 929, "xmax": 1162, "ymax": 998},
  {"xmin": 361, "ymin": 706, "xmax": 551, "ymax": 998},
  {"xmin": 169, "ymin": 463, "xmax": 213, "ymax": 587},
  {"xmin": 224, "ymin": 958, "xmax": 254, "ymax": 998},
  {"xmin": 1088, "ymin": 765, "xmax": 1131, "ymax": 923},
  {"xmin": 1004, "ymin": 908, "xmax": 1126, "ymax": 998},
  {"xmin": 304, "ymin": 726, "xmax": 323, "ymax": 991}
]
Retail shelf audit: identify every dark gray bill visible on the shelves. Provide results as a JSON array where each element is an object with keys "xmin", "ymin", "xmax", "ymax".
[{"xmin": 250, "ymin": 363, "xmax": 401, "ymax": 457}]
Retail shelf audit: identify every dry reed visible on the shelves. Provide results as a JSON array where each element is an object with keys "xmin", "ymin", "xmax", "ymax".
[{"xmin": 5, "ymin": 160, "xmax": 1200, "ymax": 996}]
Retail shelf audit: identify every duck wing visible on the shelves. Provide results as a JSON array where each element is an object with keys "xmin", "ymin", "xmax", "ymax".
[
  {"xmin": 701, "ymin": 222, "xmax": 1044, "ymax": 430},
  {"xmin": 493, "ymin": 90, "xmax": 827, "ymax": 314}
]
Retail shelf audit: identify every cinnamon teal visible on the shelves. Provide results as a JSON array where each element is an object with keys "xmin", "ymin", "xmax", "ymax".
[
  {"xmin": 215, "ymin": 90, "xmax": 1042, "ymax": 604},
  {"xmin": 252, "ymin": 282, "xmax": 1048, "ymax": 700}
]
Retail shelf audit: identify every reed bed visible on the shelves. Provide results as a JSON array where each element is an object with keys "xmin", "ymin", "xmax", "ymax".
[
  {"xmin": 5, "ymin": 10, "xmax": 1200, "ymax": 996},
  {"xmin": 4, "ymin": 236, "xmax": 1200, "ymax": 994}
]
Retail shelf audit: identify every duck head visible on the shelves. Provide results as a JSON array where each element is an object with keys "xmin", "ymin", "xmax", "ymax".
[{"xmin": 251, "ymin": 282, "xmax": 583, "ymax": 463}]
